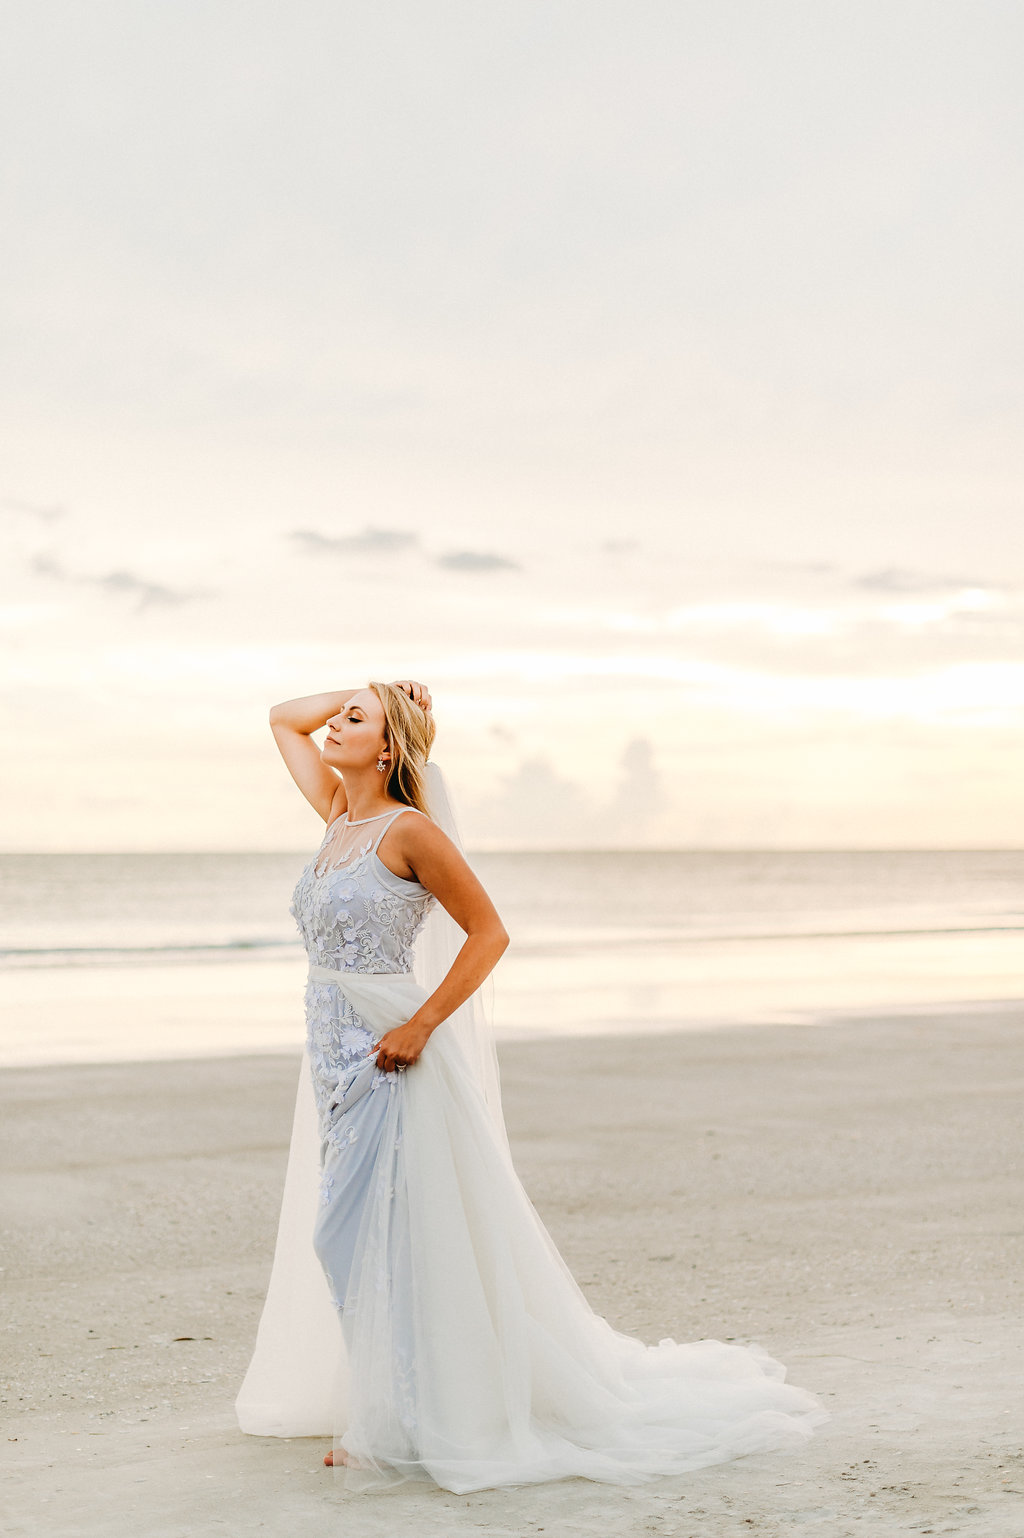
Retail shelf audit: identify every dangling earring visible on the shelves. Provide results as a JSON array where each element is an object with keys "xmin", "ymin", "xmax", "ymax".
[{"xmin": 376, "ymin": 757, "xmax": 387, "ymax": 773}]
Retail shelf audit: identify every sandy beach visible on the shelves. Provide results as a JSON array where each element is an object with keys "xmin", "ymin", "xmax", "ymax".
[{"xmin": 3, "ymin": 1008, "xmax": 1023, "ymax": 1538}]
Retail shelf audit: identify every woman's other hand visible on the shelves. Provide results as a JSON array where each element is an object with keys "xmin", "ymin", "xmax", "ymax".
[{"xmin": 369, "ymin": 1017, "xmax": 434, "ymax": 1073}]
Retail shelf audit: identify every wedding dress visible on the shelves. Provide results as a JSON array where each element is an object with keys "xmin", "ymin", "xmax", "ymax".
[{"xmin": 235, "ymin": 764, "xmax": 829, "ymax": 1493}]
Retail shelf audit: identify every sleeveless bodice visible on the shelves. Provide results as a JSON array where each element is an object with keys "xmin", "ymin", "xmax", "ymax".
[
  {"xmin": 290, "ymin": 806, "xmax": 438, "ymax": 1136},
  {"xmin": 290, "ymin": 806, "xmax": 437, "ymax": 976}
]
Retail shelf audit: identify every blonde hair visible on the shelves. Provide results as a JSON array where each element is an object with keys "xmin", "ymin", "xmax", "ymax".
[{"xmin": 368, "ymin": 681, "xmax": 437, "ymax": 816}]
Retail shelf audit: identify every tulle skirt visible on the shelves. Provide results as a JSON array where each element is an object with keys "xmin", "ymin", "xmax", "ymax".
[{"xmin": 236, "ymin": 971, "xmax": 830, "ymax": 1493}]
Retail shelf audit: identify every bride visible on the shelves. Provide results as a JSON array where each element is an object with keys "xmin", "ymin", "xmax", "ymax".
[{"xmin": 235, "ymin": 677, "xmax": 829, "ymax": 1493}]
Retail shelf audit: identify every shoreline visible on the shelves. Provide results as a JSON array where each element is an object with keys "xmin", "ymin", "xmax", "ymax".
[
  {"xmin": 3, "ymin": 1006, "xmax": 1023, "ymax": 1535},
  {"xmin": 3, "ymin": 920, "xmax": 1024, "ymax": 1069},
  {"xmin": 1, "ymin": 985, "xmax": 1024, "ymax": 1072}
]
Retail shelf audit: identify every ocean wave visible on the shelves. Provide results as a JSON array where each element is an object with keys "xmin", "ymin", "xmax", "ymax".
[
  {"xmin": 0, "ymin": 939, "xmax": 304, "ymax": 970},
  {"xmin": 5, "ymin": 921, "xmax": 1024, "ymax": 971}
]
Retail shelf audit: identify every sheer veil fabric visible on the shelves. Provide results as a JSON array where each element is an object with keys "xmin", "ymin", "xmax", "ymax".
[{"xmin": 235, "ymin": 761, "xmax": 829, "ymax": 1493}]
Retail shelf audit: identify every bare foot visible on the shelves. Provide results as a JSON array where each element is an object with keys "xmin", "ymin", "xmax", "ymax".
[{"xmin": 323, "ymin": 1447, "xmax": 367, "ymax": 1469}]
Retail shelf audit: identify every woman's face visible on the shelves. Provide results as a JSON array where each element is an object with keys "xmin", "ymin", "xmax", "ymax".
[{"xmin": 322, "ymin": 690, "xmax": 388, "ymax": 772}]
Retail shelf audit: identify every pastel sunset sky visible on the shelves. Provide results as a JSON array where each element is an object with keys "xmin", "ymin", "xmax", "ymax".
[{"xmin": 3, "ymin": 1, "xmax": 1022, "ymax": 849}]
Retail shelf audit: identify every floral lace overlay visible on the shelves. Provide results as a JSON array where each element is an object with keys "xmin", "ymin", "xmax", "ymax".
[{"xmin": 289, "ymin": 808, "xmax": 437, "ymax": 1131}]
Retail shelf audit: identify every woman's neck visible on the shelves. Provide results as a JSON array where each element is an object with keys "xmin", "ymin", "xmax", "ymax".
[{"xmin": 340, "ymin": 774, "xmax": 401, "ymax": 823}]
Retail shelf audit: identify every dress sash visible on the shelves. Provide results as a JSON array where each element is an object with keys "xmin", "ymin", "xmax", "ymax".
[{"xmin": 306, "ymin": 964, "xmax": 429, "ymax": 1032}]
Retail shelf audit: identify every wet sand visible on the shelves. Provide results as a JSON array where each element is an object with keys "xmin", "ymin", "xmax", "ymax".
[{"xmin": 2, "ymin": 1008, "xmax": 1023, "ymax": 1537}]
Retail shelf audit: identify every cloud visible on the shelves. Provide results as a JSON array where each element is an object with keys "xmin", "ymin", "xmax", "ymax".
[
  {"xmin": 29, "ymin": 552, "xmax": 67, "ymax": 579},
  {"xmin": 436, "ymin": 550, "xmax": 521, "ymax": 573},
  {"xmin": 464, "ymin": 755, "xmax": 595, "ymax": 846},
  {"xmin": 88, "ymin": 570, "xmax": 196, "ymax": 609},
  {"xmin": 289, "ymin": 527, "xmax": 419, "ymax": 556},
  {"xmin": 756, "ymin": 559, "xmax": 840, "ymax": 576},
  {"xmin": 289, "ymin": 529, "xmax": 518, "ymax": 574},
  {"xmin": 606, "ymin": 736, "xmax": 667, "ymax": 841},
  {"xmin": 463, "ymin": 738, "xmax": 666, "ymax": 846},
  {"xmin": 30, "ymin": 551, "xmax": 201, "ymax": 610},
  {"xmin": 3, "ymin": 497, "xmax": 67, "ymax": 522},
  {"xmin": 854, "ymin": 566, "xmax": 998, "ymax": 595}
]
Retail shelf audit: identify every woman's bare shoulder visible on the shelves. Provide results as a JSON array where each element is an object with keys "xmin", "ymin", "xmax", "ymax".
[{"xmin": 393, "ymin": 806, "xmax": 462, "ymax": 859}]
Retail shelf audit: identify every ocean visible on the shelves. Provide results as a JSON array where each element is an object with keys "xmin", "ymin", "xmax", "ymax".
[{"xmin": 1, "ymin": 849, "xmax": 1023, "ymax": 1066}]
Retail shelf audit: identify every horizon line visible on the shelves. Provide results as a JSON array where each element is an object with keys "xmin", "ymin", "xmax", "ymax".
[{"xmin": 3, "ymin": 845, "xmax": 1024, "ymax": 857}]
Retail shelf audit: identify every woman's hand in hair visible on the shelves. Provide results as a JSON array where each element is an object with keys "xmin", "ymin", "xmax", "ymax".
[{"xmin": 391, "ymin": 679, "xmax": 432, "ymax": 712}]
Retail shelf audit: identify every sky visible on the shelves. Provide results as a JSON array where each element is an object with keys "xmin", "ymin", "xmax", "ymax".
[{"xmin": 2, "ymin": 0, "xmax": 1023, "ymax": 850}]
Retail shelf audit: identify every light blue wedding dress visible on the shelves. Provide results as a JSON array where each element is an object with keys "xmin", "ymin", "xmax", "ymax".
[{"xmin": 236, "ymin": 792, "xmax": 830, "ymax": 1493}]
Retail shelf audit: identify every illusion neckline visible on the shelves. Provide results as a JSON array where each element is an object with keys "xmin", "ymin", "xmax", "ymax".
[
  {"xmin": 331, "ymin": 807, "xmax": 406, "ymax": 827},
  {"xmin": 314, "ymin": 848, "xmax": 427, "ymax": 889}
]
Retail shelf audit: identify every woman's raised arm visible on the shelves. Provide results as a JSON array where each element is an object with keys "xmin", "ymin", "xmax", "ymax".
[{"xmin": 269, "ymin": 689, "xmax": 361, "ymax": 823}]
